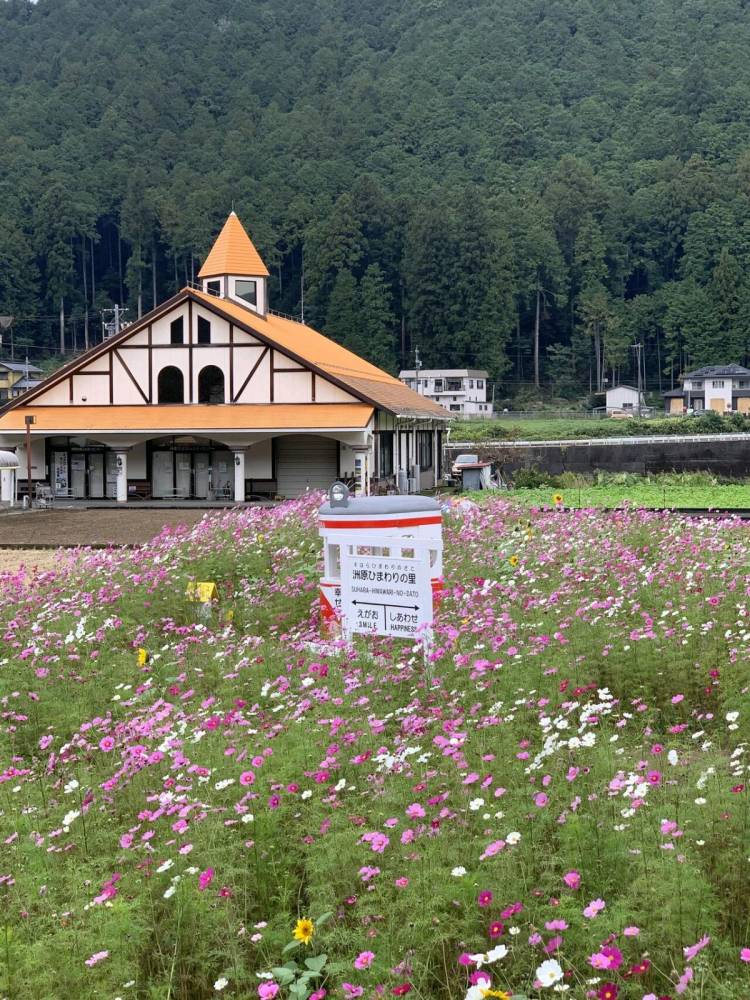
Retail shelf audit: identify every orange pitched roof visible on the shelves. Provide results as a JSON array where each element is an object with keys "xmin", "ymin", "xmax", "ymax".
[
  {"xmin": 0, "ymin": 403, "xmax": 374, "ymax": 434},
  {"xmin": 191, "ymin": 290, "xmax": 450, "ymax": 419},
  {"xmin": 198, "ymin": 212, "xmax": 270, "ymax": 279}
]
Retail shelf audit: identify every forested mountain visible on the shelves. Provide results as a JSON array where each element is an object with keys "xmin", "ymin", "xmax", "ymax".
[{"xmin": 3, "ymin": 0, "xmax": 750, "ymax": 397}]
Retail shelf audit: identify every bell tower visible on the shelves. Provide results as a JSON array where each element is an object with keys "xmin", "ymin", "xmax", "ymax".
[{"xmin": 198, "ymin": 212, "xmax": 269, "ymax": 316}]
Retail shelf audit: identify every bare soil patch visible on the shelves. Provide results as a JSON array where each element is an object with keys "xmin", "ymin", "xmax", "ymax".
[{"xmin": 0, "ymin": 508, "xmax": 212, "ymax": 548}]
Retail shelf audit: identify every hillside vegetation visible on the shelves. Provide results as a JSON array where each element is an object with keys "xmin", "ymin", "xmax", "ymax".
[{"xmin": 3, "ymin": 0, "xmax": 750, "ymax": 392}]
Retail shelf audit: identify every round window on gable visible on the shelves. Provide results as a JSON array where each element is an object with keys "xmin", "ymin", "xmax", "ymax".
[{"xmin": 235, "ymin": 279, "xmax": 257, "ymax": 305}]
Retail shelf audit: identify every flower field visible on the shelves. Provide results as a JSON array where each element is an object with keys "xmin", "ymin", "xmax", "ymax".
[{"xmin": 1, "ymin": 496, "xmax": 750, "ymax": 999}]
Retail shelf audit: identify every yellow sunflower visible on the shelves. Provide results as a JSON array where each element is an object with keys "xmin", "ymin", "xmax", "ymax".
[
  {"xmin": 481, "ymin": 990, "xmax": 511, "ymax": 1000},
  {"xmin": 552, "ymin": 493, "xmax": 564, "ymax": 505},
  {"xmin": 508, "ymin": 554, "xmax": 519, "ymax": 567},
  {"xmin": 136, "ymin": 648, "xmax": 149, "ymax": 667},
  {"xmin": 293, "ymin": 917, "xmax": 315, "ymax": 945}
]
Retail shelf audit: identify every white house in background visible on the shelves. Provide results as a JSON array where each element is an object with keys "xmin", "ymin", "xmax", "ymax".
[
  {"xmin": 0, "ymin": 212, "xmax": 449, "ymax": 501},
  {"xmin": 663, "ymin": 364, "xmax": 750, "ymax": 414},
  {"xmin": 605, "ymin": 384, "xmax": 646, "ymax": 415},
  {"xmin": 398, "ymin": 368, "xmax": 492, "ymax": 416}
]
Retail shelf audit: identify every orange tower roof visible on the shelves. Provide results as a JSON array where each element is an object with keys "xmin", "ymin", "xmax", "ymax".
[{"xmin": 198, "ymin": 211, "xmax": 270, "ymax": 279}]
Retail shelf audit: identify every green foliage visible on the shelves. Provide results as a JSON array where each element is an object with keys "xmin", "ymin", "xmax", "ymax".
[{"xmin": 3, "ymin": 0, "xmax": 750, "ymax": 382}]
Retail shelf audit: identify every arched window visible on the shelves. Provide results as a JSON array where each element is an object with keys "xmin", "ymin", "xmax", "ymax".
[
  {"xmin": 198, "ymin": 365, "xmax": 225, "ymax": 404},
  {"xmin": 158, "ymin": 366, "xmax": 184, "ymax": 404}
]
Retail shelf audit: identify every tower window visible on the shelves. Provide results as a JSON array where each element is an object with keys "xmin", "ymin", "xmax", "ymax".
[
  {"xmin": 170, "ymin": 317, "xmax": 184, "ymax": 345},
  {"xmin": 234, "ymin": 279, "xmax": 257, "ymax": 305},
  {"xmin": 206, "ymin": 280, "xmax": 221, "ymax": 297},
  {"xmin": 197, "ymin": 316, "xmax": 211, "ymax": 344}
]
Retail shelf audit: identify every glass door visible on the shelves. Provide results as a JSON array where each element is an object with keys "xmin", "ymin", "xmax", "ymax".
[
  {"xmin": 152, "ymin": 451, "xmax": 173, "ymax": 497},
  {"xmin": 70, "ymin": 454, "xmax": 86, "ymax": 498},
  {"xmin": 88, "ymin": 454, "xmax": 104, "ymax": 497},
  {"xmin": 193, "ymin": 453, "xmax": 210, "ymax": 498},
  {"xmin": 175, "ymin": 454, "xmax": 192, "ymax": 498}
]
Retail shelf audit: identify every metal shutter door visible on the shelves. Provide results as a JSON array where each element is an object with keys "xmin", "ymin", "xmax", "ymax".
[{"xmin": 275, "ymin": 435, "xmax": 338, "ymax": 497}]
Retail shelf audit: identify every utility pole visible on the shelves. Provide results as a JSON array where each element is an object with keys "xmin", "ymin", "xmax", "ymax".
[
  {"xmin": 101, "ymin": 305, "xmax": 129, "ymax": 341},
  {"xmin": 631, "ymin": 342, "xmax": 644, "ymax": 417},
  {"xmin": 414, "ymin": 346, "xmax": 422, "ymax": 395}
]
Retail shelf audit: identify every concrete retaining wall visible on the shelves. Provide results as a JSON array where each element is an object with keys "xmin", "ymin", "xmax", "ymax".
[{"xmin": 445, "ymin": 435, "xmax": 750, "ymax": 477}]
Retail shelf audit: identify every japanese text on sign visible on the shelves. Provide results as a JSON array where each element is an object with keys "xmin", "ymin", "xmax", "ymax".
[{"xmin": 339, "ymin": 544, "xmax": 433, "ymax": 639}]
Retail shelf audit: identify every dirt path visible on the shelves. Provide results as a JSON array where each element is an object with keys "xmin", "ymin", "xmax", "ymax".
[
  {"xmin": 0, "ymin": 548, "xmax": 62, "ymax": 576},
  {"xmin": 0, "ymin": 509, "xmax": 213, "ymax": 547}
]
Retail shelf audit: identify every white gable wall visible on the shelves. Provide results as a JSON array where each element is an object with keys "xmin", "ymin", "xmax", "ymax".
[{"xmin": 19, "ymin": 297, "xmax": 367, "ymax": 412}]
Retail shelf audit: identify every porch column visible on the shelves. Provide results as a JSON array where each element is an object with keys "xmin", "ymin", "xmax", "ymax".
[
  {"xmin": 233, "ymin": 449, "xmax": 246, "ymax": 503},
  {"xmin": 433, "ymin": 426, "xmax": 440, "ymax": 486},
  {"xmin": 115, "ymin": 449, "xmax": 129, "ymax": 503}
]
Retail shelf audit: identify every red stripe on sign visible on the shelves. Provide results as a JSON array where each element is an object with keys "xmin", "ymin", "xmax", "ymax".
[{"xmin": 320, "ymin": 516, "xmax": 442, "ymax": 529}]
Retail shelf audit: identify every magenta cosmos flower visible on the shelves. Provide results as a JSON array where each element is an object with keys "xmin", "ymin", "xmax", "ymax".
[{"xmin": 477, "ymin": 890, "xmax": 493, "ymax": 907}]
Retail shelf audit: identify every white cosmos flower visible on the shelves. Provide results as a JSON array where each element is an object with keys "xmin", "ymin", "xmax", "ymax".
[
  {"xmin": 727, "ymin": 711, "xmax": 740, "ymax": 723},
  {"xmin": 469, "ymin": 798, "xmax": 484, "ymax": 811},
  {"xmin": 214, "ymin": 977, "xmax": 228, "ymax": 991},
  {"xmin": 156, "ymin": 859, "xmax": 174, "ymax": 873},
  {"xmin": 451, "ymin": 866, "xmax": 467, "ymax": 877},
  {"xmin": 62, "ymin": 809, "xmax": 80, "ymax": 828},
  {"xmin": 506, "ymin": 831, "xmax": 521, "ymax": 845},
  {"xmin": 536, "ymin": 958, "xmax": 564, "ymax": 986},
  {"xmin": 486, "ymin": 944, "xmax": 508, "ymax": 963},
  {"xmin": 668, "ymin": 749, "xmax": 679, "ymax": 766},
  {"xmin": 64, "ymin": 779, "xmax": 79, "ymax": 794}
]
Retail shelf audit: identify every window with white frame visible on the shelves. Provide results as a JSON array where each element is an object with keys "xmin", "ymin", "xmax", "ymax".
[{"xmin": 712, "ymin": 380, "xmax": 725, "ymax": 388}]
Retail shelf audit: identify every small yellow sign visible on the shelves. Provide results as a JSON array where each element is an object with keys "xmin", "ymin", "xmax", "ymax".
[{"xmin": 185, "ymin": 581, "xmax": 218, "ymax": 603}]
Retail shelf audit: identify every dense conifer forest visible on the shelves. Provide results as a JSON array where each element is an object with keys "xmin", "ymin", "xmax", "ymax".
[{"xmin": 3, "ymin": 0, "xmax": 750, "ymax": 397}]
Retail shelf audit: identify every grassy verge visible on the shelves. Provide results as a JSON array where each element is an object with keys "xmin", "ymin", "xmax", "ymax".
[
  {"xmin": 495, "ymin": 482, "xmax": 750, "ymax": 509},
  {"xmin": 451, "ymin": 411, "xmax": 750, "ymax": 442}
]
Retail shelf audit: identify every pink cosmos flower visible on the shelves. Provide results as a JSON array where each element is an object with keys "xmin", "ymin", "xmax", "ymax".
[
  {"xmin": 84, "ymin": 950, "xmax": 109, "ymax": 966},
  {"xmin": 239, "ymin": 770, "xmax": 255, "ymax": 785},
  {"xmin": 740, "ymin": 948, "xmax": 750, "ymax": 962},
  {"xmin": 675, "ymin": 966, "xmax": 693, "ymax": 994},
  {"xmin": 646, "ymin": 770, "xmax": 661, "ymax": 785},
  {"xmin": 354, "ymin": 950, "xmax": 375, "ymax": 970},
  {"xmin": 683, "ymin": 935, "xmax": 710, "ymax": 961},
  {"xmin": 583, "ymin": 898, "xmax": 606, "ymax": 919},
  {"xmin": 198, "ymin": 868, "xmax": 214, "ymax": 891},
  {"xmin": 99, "ymin": 737, "xmax": 115, "ymax": 752},
  {"xmin": 310, "ymin": 991, "xmax": 327, "ymax": 1000},
  {"xmin": 119, "ymin": 833, "xmax": 134, "ymax": 849},
  {"xmin": 342, "ymin": 984, "xmax": 364, "ymax": 999},
  {"xmin": 258, "ymin": 984, "xmax": 279, "ymax": 999},
  {"xmin": 562, "ymin": 870, "xmax": 581, "ymax": 889},
  {"xmin": 623, "ymin": 926, "xmax": 640, "ymax": 937},
  {"xmin": 405, "ymin": 803, "xmax": 425, "ymax": 818},
  {"xmin": 394, "ymin": 877, "xmax": 409, "ymax": 888},
  {"xmin": 534, "ymin": 792, "xmax": 549, "ymax": 808}
]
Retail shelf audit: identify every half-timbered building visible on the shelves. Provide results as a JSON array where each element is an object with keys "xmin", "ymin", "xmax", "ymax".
[{"xmin": 0, "ymin": 213, "xmax": 448, "ymax": 501}]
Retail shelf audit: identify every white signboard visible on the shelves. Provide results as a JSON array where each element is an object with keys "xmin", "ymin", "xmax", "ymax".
[{"xmin": 340, "ymin": 539, "xmax": 433, "ymax": 639}]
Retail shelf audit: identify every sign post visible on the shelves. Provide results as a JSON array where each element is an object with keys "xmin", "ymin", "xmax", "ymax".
[{"xmin": 339, "ymin": 538, "xmax": 433, "ymax": 640}]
